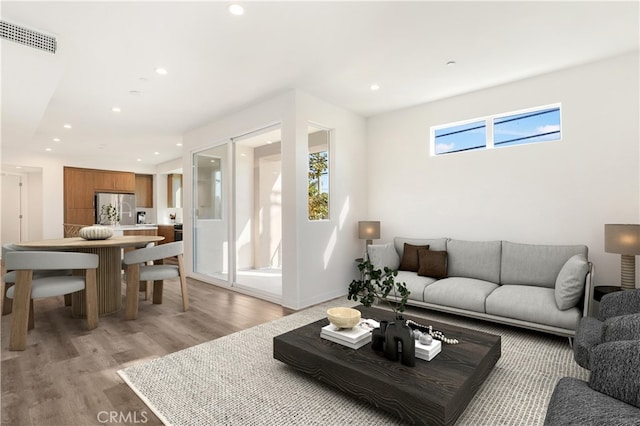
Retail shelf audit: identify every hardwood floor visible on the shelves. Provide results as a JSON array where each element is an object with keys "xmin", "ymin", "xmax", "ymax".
[{"xmin": 1, "ymin": 277, "xmax": 294, "ymax": 425}]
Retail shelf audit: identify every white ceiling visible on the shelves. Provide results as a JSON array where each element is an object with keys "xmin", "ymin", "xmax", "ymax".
[{"xmin": 1, "ymin": 1, "xmax": 638, "ymax": 171}]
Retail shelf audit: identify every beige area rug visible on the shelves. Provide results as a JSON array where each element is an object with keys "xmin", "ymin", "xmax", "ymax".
[{"xmin": 118, "ymin": 298, "xmax": 588, "ymax": 425}]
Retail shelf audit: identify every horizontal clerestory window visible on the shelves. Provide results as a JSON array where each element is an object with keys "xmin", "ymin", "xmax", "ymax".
[{"xmin": 431, "ymin": 104, "xmax": 561, "ymax": 155}]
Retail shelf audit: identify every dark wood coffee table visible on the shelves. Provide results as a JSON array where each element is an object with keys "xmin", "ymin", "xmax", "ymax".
[{"xmin": 273, "ymin": 306, "xmax": 501, "ymax": 425}]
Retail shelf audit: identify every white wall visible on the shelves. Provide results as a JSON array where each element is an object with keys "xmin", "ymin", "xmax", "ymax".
[
  {"xmin": 294, "ymin": 91, "xmax": 368, "ymax": 307},
  {"xmin": 366, "ymin": 51, "xmax": 640, "ymax": 288},
  {"xmin": 182, "ymin": 90, "xmax": 368, "ymax": 309}
]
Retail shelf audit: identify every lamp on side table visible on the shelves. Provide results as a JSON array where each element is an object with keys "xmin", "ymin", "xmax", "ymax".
[
  {"xmin": 605, "ymin": 224, "xmax": 640, "ymax": 290},
  {"xmin": 358, "ymin": 221, "xmax": 380, "ymax": 259}
]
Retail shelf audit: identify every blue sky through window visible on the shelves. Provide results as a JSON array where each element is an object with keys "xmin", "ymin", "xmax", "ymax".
[{"xmin": 433, "ymin": 105, "xmax": 561, "ymax": 154}]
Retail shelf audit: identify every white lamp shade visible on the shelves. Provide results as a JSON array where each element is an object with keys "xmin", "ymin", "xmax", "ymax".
[
  {"xmin": 358, "ymin": 221, "xmax": 380, "ymax": 240},
  {"xmin": 604, "ymin": 224, "xmax": 640, "ymax": 255}
]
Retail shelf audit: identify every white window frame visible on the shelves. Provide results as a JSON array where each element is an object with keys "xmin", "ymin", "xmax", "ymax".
[{"xmin": 430, "ymin": 103, "xmax": 561, "ymax": 156}]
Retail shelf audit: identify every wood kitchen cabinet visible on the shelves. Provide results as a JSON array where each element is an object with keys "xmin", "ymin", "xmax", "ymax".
[
  {"xmin": 64, "ymin": 166, "xmax": 136, "ymax": 226},
  {"xmin": 157, "ymin": 225, "xmax": 175, "ymax": 245},
  {"xmin": 123, "ymin": 228, "xmax": 157, "ymax": 237},
  {"xmin": 95, "ymin": 170, "xmax": 135, "ymax": 192},
  {"xmin": 135, "ymin": 174, "xmax": 153, "ymax": 207}
]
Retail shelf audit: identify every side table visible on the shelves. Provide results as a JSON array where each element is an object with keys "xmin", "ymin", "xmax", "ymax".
[{"xmin": 593, "ymin": 286, "xmax": 623, "ymax": 302}]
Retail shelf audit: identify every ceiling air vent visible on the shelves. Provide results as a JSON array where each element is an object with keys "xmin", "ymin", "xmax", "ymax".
[{"xmin": 0, "ymin": 20, "xmax": 57, "ymax": 54}]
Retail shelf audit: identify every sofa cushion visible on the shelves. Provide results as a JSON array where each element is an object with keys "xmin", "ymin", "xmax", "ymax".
[
  {"xmin": 394, "ymin": 237, "xmax": 447, "ymax": 257},
  {"xmin": 555, "ymin": 254, "xmax": 589, "ymax": 310},
  {"xmin": 446, "ymin": 239, "xmax": 502, "ymax": 283},
  {"xmin": 500, "ymin": 241, "xmax": 588, "ymax": 288},
  {"xmin": 398, "ymin": 243, "xmax": 429, "ymax": 272},
  {"xmin": 424, "ymin": 277, "xmax": 498, "ymax": 313},
  {"xmin": 395, "ymin": 270, "xmax": 437, "ymax": 302},
  {"xmin": 367, "ymin": 243, "xmax": 400, "ymax": 271},
  {"xmin": 417, "ymin": 249, "xmax": 448, "ymax": 279},
  {"xmin": 486, "ymin": 285, "xmax": 581, "ymax": 330}
]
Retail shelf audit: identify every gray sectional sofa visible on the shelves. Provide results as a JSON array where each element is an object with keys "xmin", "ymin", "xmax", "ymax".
[{"xmin": 368, "ymin": 237, "xmax": 593, "ymax": 339}]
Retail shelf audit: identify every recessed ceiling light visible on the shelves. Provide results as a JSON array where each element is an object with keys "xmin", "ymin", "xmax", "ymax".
[
  {"xmin": 16, "ymin": 166, "xmax": 22, "ymax": 169},
  {"xmin": 63, "ymin": 124, "xmax": 72, "ymax": 129},
  {"xmin": 53, "ymin": 137, "xmax": 61, "ymax": 142},
  {"xmin": 155, "ymin": 67, "xmax": 168, "ymax": 75},
  {"xmin": 176, "ymin": 143, "xmax": 183, "ymax": 147},
  {"xmin": 266, "ymin": 140, "xmax": 272, "ymax": 144},
  {"xmin": 446, "ymin": 60, "xmax": 456, "ymax": 67},
  {"xmin": 154, "ymin": 151, "xmax": 160, "ymax": 155},
  {"xmin": 112, "ymin": 107, "xmax": 121, "ymax": 113},
  {"xmin": 229, "ymin": 4, "xmax": 244, "ymax": 16},
  {"xmin": 45, "ymin": 148, "xmax": 53, "ymax": 152},
  {"xmin": 137, "ymin": 158, "xmax": 142, "ymax": 162},
  {"xmin": 370, "ymin": 84, "xmax": 380, "ymax": 91}
]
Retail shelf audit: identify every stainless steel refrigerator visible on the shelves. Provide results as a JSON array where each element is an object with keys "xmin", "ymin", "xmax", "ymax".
[{"xmin": 95, "ymin": 192, "xmax": 136, "ymax": 225}]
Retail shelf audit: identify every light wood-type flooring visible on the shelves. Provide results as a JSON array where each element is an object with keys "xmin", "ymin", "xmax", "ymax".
[{"xmin": 1, "ymin": 276, "xmax": 293, "ymax": 425}]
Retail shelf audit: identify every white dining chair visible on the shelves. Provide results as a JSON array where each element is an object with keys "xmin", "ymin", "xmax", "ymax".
[
  {"xmin": 2, "ymin": 243, "xmax": 72, "ymax": 315},
  {"xmin": 123, "ymin": 241, "xmax": 188, "ymax": 320},
  {"xmin": 5, "ymin": 251, "xmax": 99, "ymax": 351}
]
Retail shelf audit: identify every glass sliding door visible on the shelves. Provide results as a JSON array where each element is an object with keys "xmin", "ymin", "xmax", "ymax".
[
  {"xmin": 233, "ymin": 125, "xmax": 282, "ymax": 297},
  {"xmin": 193, "ymin": 143, "xmax": 229, "ymax": 283}
]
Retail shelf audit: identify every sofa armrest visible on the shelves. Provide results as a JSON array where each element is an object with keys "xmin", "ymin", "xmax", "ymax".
[
  {"xmin": 599, "ymin": 289, "xmax": 640, "ymax": 321},
  {"xmin": 589, "ymin": 340, "xmax": 640, "ymax": 408},
  {"xmin": 603, "ymin": 313, "xmax": 640, "ymax": 342}
]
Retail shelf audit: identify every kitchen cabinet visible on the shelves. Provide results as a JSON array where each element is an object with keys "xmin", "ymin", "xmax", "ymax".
[
  {"xmin": 135, "ymin": 174, "xmax": 153, "ymax": 207},
  {"xmin": 123, "ymin": 228, "xmax": 157, "ymax": 237},
  {"xmin": 95, "ymin": 170, "xmax": 135, "ymax": 192},
  {"xmin": 167, "ymin": 173, "xmax": 183, "ymax": 208},
  {"xmin": 63, "ymin": 167, "xmax": 136, "ymax": 226},
  {"xmin": 157, "ymin": 225, "xmax": 175, "ymax": 245}
]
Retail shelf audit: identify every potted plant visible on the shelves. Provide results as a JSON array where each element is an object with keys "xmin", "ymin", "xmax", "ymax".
[
  {"xmin": 348, "ymin": 259, "xmax": 415, "ymax": 365},
  {"xmin": 348, "ymin": 258, "xmax": 410, "ymax": 318}
]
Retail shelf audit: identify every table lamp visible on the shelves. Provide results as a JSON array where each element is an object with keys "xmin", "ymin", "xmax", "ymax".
[
  {"xmin": 604, "ymin": 224, "xmax": 640, "ymax": 290},
  {"xmin": 358, "ymin": 221, "xmax": 380, "ymax": 258}
]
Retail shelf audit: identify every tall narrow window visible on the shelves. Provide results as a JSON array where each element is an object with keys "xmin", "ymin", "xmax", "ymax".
[{"xmin": 308, "ymin": 126, "xmax": 330, "ymax": 220}]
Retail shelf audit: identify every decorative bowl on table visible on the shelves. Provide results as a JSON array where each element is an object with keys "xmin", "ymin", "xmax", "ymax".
[
  {"xmin": 78, "ymin": 225, "xmax": 113, "ymax": 240},
  {"xmin": 327, "ymin": 307, "xmax": 361, "ymax": 329}
]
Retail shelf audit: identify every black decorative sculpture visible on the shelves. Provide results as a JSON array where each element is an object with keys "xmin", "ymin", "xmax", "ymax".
[{"xmin": 372, "ymin": 319, "xmax": 416, "ymax": 367}]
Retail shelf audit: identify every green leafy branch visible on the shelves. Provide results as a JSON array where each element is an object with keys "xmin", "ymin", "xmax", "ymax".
[{"xmin": 347, "ymin": 258, "xmax": 410, "ymax": 316}]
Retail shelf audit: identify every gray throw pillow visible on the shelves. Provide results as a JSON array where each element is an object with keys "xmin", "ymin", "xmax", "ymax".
[
  {"xmin": 554, "ymin": 254, "xmax": 589, "ymax": 310},
  {"xmin": 367, "ymin": 243, "xmax": 400, "ymax": 271}
]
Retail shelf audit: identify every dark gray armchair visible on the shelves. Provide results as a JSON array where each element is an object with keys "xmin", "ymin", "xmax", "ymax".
[
  {"xmin": 573, "ymin": 289, "xmax": 640, "ymax": 369},
  {"xmin": 544, "ymin": 340, "xmax": 640, "ymax": 425}
]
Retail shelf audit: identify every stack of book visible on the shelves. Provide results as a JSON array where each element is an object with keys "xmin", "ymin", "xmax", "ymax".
[
  {"xmin": 320, "ymin": 322, "xmax": 372, "ymax": 349},
  {"xmin": 415, "ymin": 338, "xmax": 442, "ymax": 361}
]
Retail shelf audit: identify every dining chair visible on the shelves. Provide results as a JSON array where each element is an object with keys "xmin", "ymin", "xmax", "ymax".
[
  {"xmin": 5, "ymin": 251, "xmax": 99, "ymax": 351},
  {"xmin": 122, "ymin": 242, "xmax": 156, "ymax": 301},
  {"xmin": 2, "ymin": 243, "xmax": 72, "ymax": 315},
  {"xmin": 123, "ymin": 241, "xmax": 188, "ymax": 320}
]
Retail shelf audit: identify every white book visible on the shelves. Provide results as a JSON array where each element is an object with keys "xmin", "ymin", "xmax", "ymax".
[
  {"xmin": 321, "ymin": 323, "xmax": 372, "ymax": 344},
  {"xmin": 320, "ymin": 332, "xmax": 371, "ymax": 349},
  {"xmin": 415, "ymin": 339, "xmax": 442, "ymax": 361}
]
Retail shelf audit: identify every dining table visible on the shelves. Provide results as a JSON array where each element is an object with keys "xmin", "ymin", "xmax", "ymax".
[{"xmin": 15, "ymin": 235, "xmax": 164, "ymax": 316}]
